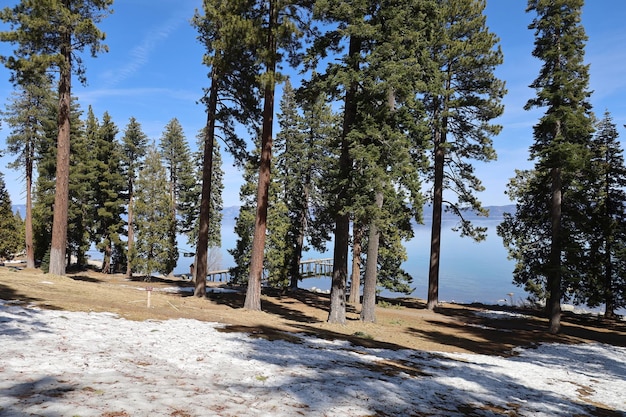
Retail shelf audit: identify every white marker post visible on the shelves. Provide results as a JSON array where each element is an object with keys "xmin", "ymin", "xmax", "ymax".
[{"xmin": 146, "ymin": 286, "xmax": 153, "ymax": 308}]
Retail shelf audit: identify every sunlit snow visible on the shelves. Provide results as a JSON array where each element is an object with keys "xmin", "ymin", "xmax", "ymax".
[{"xmin": 0, "ymin": 300, "xmax": 624, "ymax": 416}]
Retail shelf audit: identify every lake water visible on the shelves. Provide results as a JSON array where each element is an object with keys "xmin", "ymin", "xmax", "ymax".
[{"xmin": 175, "ymin": 218, "xmax": 523, "ymax": 306}]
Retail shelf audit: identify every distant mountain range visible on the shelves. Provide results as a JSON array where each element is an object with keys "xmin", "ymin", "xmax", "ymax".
[
  {"xmin": 13, "ymin": 204, "xmax": 516, "ymax": 223},
  {"xmin": 422, "ymin": 204, "xmax": 516, "ymax": 221}
]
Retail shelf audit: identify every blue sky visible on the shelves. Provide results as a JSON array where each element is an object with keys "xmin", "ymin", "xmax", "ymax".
[{"xmin": 1, "ymin": 0, "xmax": 625, "ymax": 209}]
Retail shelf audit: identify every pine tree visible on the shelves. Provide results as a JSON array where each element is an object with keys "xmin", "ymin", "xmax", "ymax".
[
  {"xmin": 32, "ymin": 95, "xmax": 60, "ymax": 263},
  {"xmin": 0, "ymin": 172, "xmax": 21, "ymax": 259},
  {"xmin": 67, "ymin": 106, "xmax": 90, "ymax": 266},
  {"xmin": 158, "ymin": 118, "xmax": 193, "ymax": 274},
  {"xmin": 309, "ymin": 0, "xmax": 364, "ymax": 324},
  {"xmin": 192, "ymin": 0, "xmax": 262, "ymax": 297},
  {"xmin": 0, "ymin": 0, "xmax": 113, "ymax": 276},
  {"xmin": 132, "ymin": 147, "xmax": 177, "ymax": 279},
  {"xmin": 183, "ymin": 131, "xmax": 224, "ymax": 281},
  {"xmin": 120, "ymin": 117, "xmax": 149, "ymax": 278},
  {"xmin": 526, "ymin": 0, "xmax": 592, "ymax": 333},
  {"xmin": 269, "ymin": 80, "xmax": 302, "ymax": 288},
  {"xmin": 276, "ymin": 80, "xmax": 339, "ymax": 289},
  {"xmin": 31, "ymin": 95, "xmax": 84, "ymax": 266},
  {"xmin": 1, "ymin": 74, "xmax": 53, "ymax": 268},
  {"xmin": 183, "ymin": 131, "xmax": 224, "ymax": 250},
  {"xmin": 244, "ymin": 0, "xmax": 313, "ymax": 311},
  {"xmin": 356, "ymin": 0, "xmax": 432, "ymax": 323},
  {"xmin": 310, "ymin": 0, "xmax": 431, "ymax": 323},
  {"xmin": 159, "ymin": 118, "xmax": 195, "ymax": 228},
  {"xmin": 90, "ymin": 111, "xmax": 125, "ymax": 274},
  {"xmin": 424, "ymin": 0, "xmax": 505, "ymax": 311},
  {"xmin": 499, "ymin": 0, "xmax": 594, "ymax": 334},
  {"xmin": 578, "ymin": 112, "xmax": 626, "ymax": 317},
  {"xmin": 228, "ymin": 155, "xmax": 259, "ymax": 284}
]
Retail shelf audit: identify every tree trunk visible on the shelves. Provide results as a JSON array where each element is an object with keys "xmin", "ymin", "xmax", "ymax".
[
  {"xmin": 48, "ymin": 36, "xmax": 72, "ymax": 276},
  {"xmin": 604, "ymin": 241, "xmax": 615, "ymax": 319},
  {"xmin": 348, "ymin": 223, "xmax": 362, "ymax": 305},
  {"xmin": 547, "ymin": 166, "xmax": 562, "ymax": 334},
  {"xmin": 328, "ymin": 35, "xmax": 360, "ymax": 324},
  {"xmin": 245, "ymin": 0, "xmax": 277, "ymax": 311},
  {"xmin": 603, "ymin": 171, "xmax": 615, "ymax": 319},
  {"xmin": 126, "ymin": 190, "xmax": 134, "ymax": 278},
  {"xmin": 328, "ymin": 213, "xmax": 349, "ymax": 324},
  {"xmin": 102, "ymin": 242, "xmax": 111, "ymax": 274},
  {"xmin": 289, "ymin": 206, "xmax": 306, "ymax": 290},
  {"xmin": 25, "ymin": 153, "xmax": 35, "ymax": 269},
  {"xmin": 361, "ymin": 191, "xmax": 383, "ymax": 323},
  {"xmin": 195, "ymin": 69, "xmax": 218, "ymax": 298},
  {"xmin": 427, "ymin": 126, "xmax": 444, "ymax": 310}
]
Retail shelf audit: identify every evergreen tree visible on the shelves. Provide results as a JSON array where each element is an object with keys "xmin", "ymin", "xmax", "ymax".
[
  {"xmin": 578, "ymin": 112, "xmax": 626, "ymax": 317},
  {"xmin": 0, "ymin": 0, "xmax": 113, "ymax": 276},
  {"xmin": 244, "ymin": 0, "xmax": 314, "ymax": 311},
  {"xmin": 192, "ymin": 0, "xmax": 262, "ymax": 297},
  {"xmin": 159, "ymin": 118, "xmax": 195, "ymax": 228},
  {"xmin": 90, "ymin": 111, "xmax": 125, "ymax": 273},
  {"xmin": 309, "ymin": 0, "xmax": 364, "ymax": 324},
  {"xmin": 67, "ymin": 106, "xmax": 90, "ymax": 266},
  {"xmin": 32, "ymin": 94, "xmax": 59, "ymax": 263},
  {"xmin": 183, "ymin": 131, "xmax": 225, "ymax": 280},
  {"xmin": 1, "ymin": 74, "xmax": 53, "ymax": 268},
  {"xmin": 499, "ymin": 0, "xmax": 594, "ymax": 333},
  {"xmin": 280, "ymin": 81, "xmax": 339, "ymax": 289},
  {"xmin": 31, "ymin": 95, "xmax": 83, "ymax": 265},
  {"xmin": 228, "ymin": 155, "xmax": 259, "ymax": 284},
  {"xmin": 356, "ymin": 0, "xmax": 431, "ymax": 323},
  {"xmin": 158, "ymin": 118, "xmax": 193, "ymax": 274},
  {"xmin": 269, "ymin": 80, "xmax": 301, "ymax": 288},
  {"xmin": 265, "ymin": 173, "xmax": 291, "ymax": 288},
  {"xmin": 424, "ymin": 0, "xmax": 505, "ymax": 310},
  {"xmin": 120, "ymin": 117, "xmax": 149, "ymax": 278},
  {"xmin": 310, "ymin": 0, "xmax": 431, "ymax": 323},
  {"xmin": 183, "ymin": 131, "xmax": 224, "ymax": 250},
  {"xmin": 132, "ymin": 147, "xmax": 177, "ymax": 279},
  {"xmin": 0, "ymin": 172, "xmax": 21, "ymax": 259}
]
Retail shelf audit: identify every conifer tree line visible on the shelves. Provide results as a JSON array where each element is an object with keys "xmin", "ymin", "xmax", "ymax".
[
  {"xmin": 1, "ymin": 79, "xmax": 225, "ymax": 278},
  {"xmin": 1, "ymin": 0, "xmax": 625, "ymax": 332}
]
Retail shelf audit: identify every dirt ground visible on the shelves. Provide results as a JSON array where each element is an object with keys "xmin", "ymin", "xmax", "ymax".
[{"xmin": 1, "ymin": 265, "xmax": 624, "ymax": 356}]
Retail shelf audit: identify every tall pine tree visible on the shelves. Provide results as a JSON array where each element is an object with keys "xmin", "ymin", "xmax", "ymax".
[
  {"xmin": 499, "ymin": 0, "xmax": 594, "ymax": 333},
  {"xmin": 244, "ymin": 0, "xmax": 313, "ymax": 311},
  {"xmin": 120, "ymin": 117, "xmax": 149, "ymax": 278},
  {"xmin": 424, "ymin": 0, "xmax": 505, "ymax": 310},
  {"xmin": 578, "ymin": 112, "xmax": 626, "ymax": 318},
  {"xmin": 90, "ymin": 111, "xmax": 125, "ymax": 273},
  {"xmin": 0, "ymin": 0, "xmax": 113, "ymax": 275},
  {"xmin": 132, "ymin": 147, "xmax": 177, "ymax": 279},
  {"xmin": 1, "ymin": 74, "xmax": 53, "ymax": 268},
  {"xmin": 0, "ymin": 172, "xmax": 22, "ymax": 260},
  {"xmin": 192, "ymin": 0, "xmax": 261, "ymax": 297}
]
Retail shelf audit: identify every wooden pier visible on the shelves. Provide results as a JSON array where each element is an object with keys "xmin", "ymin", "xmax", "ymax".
[
  {"xmin": 299, "ymin": 258, "xmax": 333, "ymax": 278},
  {"xmin": 196, "ymin": 258, "xmax": 334, "ymax": 282}
]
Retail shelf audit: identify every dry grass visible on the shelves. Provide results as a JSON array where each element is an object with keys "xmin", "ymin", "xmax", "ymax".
[{"xmin": 1, "ymin": 265, "xmax": 624, "ymax": 355}]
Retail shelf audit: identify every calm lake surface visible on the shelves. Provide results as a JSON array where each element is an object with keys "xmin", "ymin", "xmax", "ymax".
[{"xmin": 175, "ymin": 218, "xmax": 524, "ymax": 306}]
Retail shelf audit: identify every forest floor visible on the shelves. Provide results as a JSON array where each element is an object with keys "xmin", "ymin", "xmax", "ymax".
[{"xmin": 1, "ymin": 264, "xmax": 624, "ymax": 356}]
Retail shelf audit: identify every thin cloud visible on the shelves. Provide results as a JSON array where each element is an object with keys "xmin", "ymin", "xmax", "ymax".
[
  {"xmin": 103, "ymin": 14, "xmax": 187, "ymax": 88},
  {"xmin": 79, "ymin": 86, "xmax": 198, "ymax": 103}
]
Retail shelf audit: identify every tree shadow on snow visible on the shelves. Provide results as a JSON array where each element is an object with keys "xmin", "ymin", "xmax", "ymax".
[
  {"xmin": 0, "ymin": 376, "xmax": 78, "ymax": 417},
  {"xmin": 219, "ymin": 323, "xmax": 624, "ymax": 417}
]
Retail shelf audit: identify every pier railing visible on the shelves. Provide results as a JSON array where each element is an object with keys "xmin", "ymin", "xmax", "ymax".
[{"xmin": 196, "ymin": 258, "xmax": 334, "ymax": 283}]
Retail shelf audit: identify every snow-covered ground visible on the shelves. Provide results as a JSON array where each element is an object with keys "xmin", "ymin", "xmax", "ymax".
[{"xmin": 0, "ymin": 300, "xmax": 624, "ymax": 417}]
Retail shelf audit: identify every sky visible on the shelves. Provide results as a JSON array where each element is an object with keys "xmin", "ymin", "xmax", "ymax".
[
  {"xmin": 1, "ymin": 0, "xmax": 626, "ymax": 208},
  {"xmin": 1, "ymin": 297, "xmax": 625, "ymax": 416}
]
